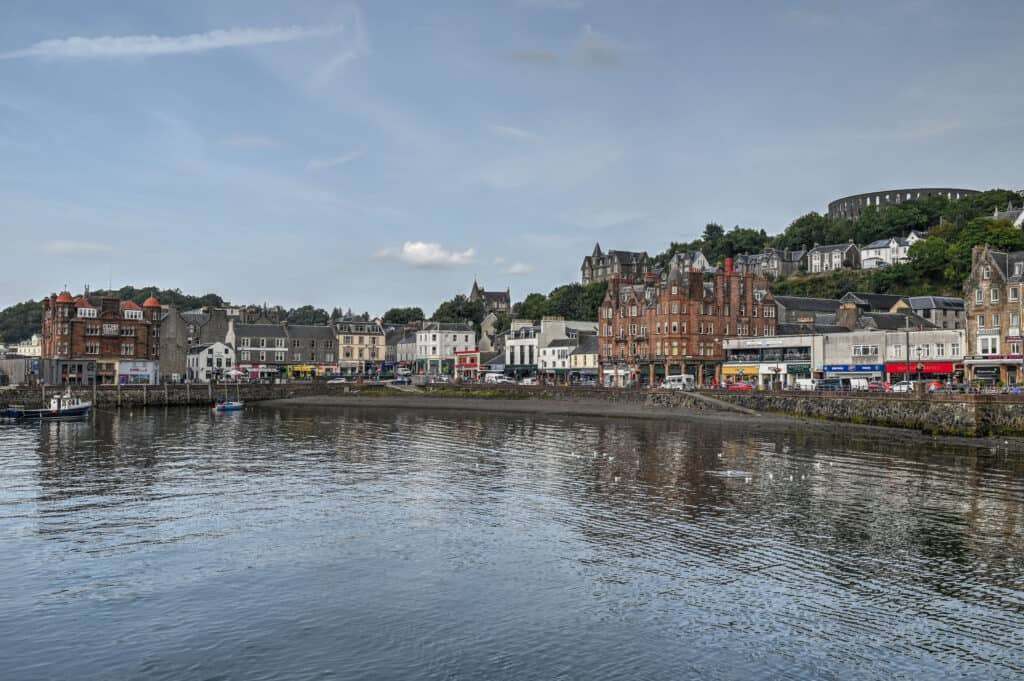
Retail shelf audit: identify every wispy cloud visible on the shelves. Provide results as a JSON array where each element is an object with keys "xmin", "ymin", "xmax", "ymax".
[
  {"xmin": 221, "ymin": 135, "xmax": 276, "ymax": 148},
  {"xmin": 488, "ymin": 124, "xmax": 537, "ymax": 140},
  {"xmin": 575, "ymin": 25, "xmax": 622, "ymax": 66},
  {"xmin": 375, "ymin": 241, "xmax": 475, "ymax": 268},
  {"xmin": 306, "ymin": 151, "xmax": 361, "ymax": 171},
  {"xmin": 504, "ymin": 261, "xmax": 534, "ymax": 274},
  {"xmin": 45, "ymin": 240, "xmax": 112, "ymax": 254},
  {"xmin": 310, "ymin": 6, "xmax": 370, "ymax": 87},
  {"xmin": 0, "ymin": 25, "xmax": 342, "ymax": 60},
  {"xmin": 521, "ymin": 0, "xmax": 584, "ymax": 9}
]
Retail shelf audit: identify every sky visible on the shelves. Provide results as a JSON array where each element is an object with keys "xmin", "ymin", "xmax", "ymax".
[{"xmin": 1, "ymin": 0, "xmax": 1022, "ymax": 314}]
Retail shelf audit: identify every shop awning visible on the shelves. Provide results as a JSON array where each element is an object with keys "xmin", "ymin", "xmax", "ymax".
[
  {"xmin": 721, "ymin": 365, "xmax": 758, "ymax": 376},
  {"xmin": 884, "ymin": 362, "xmax": 957, "ymax": 373}
]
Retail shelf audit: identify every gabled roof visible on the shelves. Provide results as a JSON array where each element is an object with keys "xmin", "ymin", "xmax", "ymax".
[
  {"xmin": 120, "ymin": 300, "xmax": 142, "ymax": 311},
  {"xmin": 808, "ymin": 242, "xmax": 858, "ymax": 255},
  {"xmin": 55, "ymin": 291, "xmax": 74, "ymax": 303},
  {"xmin": 841, "ymin": 292, "xmax": 907, "ymax": 311},
  {"xmin": 75, "ymin": 297, "xmax": 94, "ymax": 308}
]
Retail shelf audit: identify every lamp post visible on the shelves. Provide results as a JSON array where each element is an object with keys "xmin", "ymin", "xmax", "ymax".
[{"xmin": 904, "ymin": 315, "xmax": 911, "ymax": 383}]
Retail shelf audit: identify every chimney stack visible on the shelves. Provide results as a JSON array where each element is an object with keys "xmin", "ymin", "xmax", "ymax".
[{"xmin": 724, "ymin": 257, "xmax": 734, "ymax": 274}]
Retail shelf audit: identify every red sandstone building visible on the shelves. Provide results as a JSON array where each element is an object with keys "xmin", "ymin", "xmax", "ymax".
[
  {"xmin": 41, "ymin": 290, "xmax": 163, "ymax": 385},
  {"xmin": 598, "ymin": 259, "xmax": 775, "ymax": 386}
]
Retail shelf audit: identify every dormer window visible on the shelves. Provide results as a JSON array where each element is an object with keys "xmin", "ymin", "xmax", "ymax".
[
  {"xmin": 77, "ymin": 307, "xmax": 96, "ymax": 318},
  {"xmin": 1015, "ymin": 263, "xmax": 1023, "ymax": 277},
  {"xmin": 983, "ymin": 266, "xmax": 991, "ymax": 279},
  {"xmin": 123, "ymin": 309, "xmax": 142, "ymax": 320}
]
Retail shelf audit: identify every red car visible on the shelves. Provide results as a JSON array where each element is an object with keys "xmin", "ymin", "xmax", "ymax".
[{"xmin": 727, "ymin": 381, "xmax": 755, "ymax": 391}]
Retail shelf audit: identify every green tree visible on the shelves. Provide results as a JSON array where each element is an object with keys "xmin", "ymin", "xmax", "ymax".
[
  {"xmin": 0, "ymin": 299, "xmax": 43, "ymax": 343},
  {"xmin": 513, "ymin": 293, "xmax": 547, "ymax": 321},
  {"xmin": 382, "ymin": 307, "xmax": 425, "ymax": 324},
  {"xmin": 285, "ymin": 305, "xmax": 330, "ymax": 324},
  {"xmin": 431, "ymin": 295, "xmax": 485, "ymax": 327}
]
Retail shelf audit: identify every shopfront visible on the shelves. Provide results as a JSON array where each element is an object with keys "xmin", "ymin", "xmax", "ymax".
[
  {"xmin": 720, "ymin": 365, "xmax": 758, "ymax": 385},
  {"xmin": 117, "ymin": 360, "xmax": 159, "ymax": 385},
  {"xmin": 823, "ymin": 364, "xmax": 884, "ymax": 380},
  {"xmin": 885, "ymin": 361, "xmax": 960, "ymax": 382},
  {"xmin": 963, "ymin": 356, "xmax": 1022, "ymax": 385},
  {"xmin": 238, "ymin": 364, "xmax": 279, "ymax": 381}
]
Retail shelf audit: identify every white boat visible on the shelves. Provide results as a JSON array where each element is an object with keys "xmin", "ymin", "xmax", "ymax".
[{"xmin": 2, "ymin": 391, "xmax": 92, "ymax": 421}]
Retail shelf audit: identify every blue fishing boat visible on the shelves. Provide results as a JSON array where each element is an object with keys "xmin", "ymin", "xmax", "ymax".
[{"xmin": 1, "ymin": 392, "xmax": 91, "ymax": 421}]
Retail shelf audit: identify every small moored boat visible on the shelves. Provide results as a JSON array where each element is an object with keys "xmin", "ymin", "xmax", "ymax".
[
  {"xmin": 1, "ymin": 392, "xmax": 92, "ymax": 421},
  {"xmin": 213, "ymin": 398, "xmax": 244, "ymax": 413}
]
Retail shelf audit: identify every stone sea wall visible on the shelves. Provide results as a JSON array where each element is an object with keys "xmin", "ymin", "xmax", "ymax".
[
  {"xmin": 4, "ymin": 382, "xmax": 1024, "ymax": 437},
  {"xmin": 0, "ymin": 382, "xmax": 360, "ymax": 410}
]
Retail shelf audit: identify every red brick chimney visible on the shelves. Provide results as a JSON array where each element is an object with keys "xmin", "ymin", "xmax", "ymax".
[{"xmin": 724, "ymin": 257, "xmax": 734, "ymax": 274}]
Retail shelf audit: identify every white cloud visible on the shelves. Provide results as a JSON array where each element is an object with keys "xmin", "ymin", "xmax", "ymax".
[
  {"xmin": 306, "ymin": 151, "xmax": 361, "ymax": 171},
  {"xmin": 504, "ymin": 261, "xmax": 534, "ymax": 274},
  {"xmin": 0, "ymin": 25, "xmax": 343, "ymax": 60},
  {"xmin": 489, "ymin": 124, "xmax": 537, "ymax": 140},
  {"xmin": 45, "ymin": 240, "xmax": 112, "ymax": 254},
  {"xmin": 221, "ymin": 135, "xmax": 276, "ymax": 148},
  {"xmin": 375, "ymin": 241, "xmax": 475, "ymax": 268},
  {"xmin": 575, "ymin": 25, "xmax": 622, "ymax": 66}
]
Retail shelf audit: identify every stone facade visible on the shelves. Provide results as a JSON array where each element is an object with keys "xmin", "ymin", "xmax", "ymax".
[
  {"xmin": 581, "ymin": 243, "xmax": 653, "ymax": 284},
  {"xmin": 828, "ymin": 188, "xmax": 978, "ymax": 220},
  {"xmin": 598, "ymin": 262, "xmax": 775, "ymax": 386},
  {"xmin": 469, "ymin": 281, "xmax": 511, "ymax": 316},
  {"xmin": 41, "ymin": 291, "xmax": 162, "ymax": 385},
  {"xmin": 962, "ymin": 245, "xmax": 1024, "ymax": 384}
]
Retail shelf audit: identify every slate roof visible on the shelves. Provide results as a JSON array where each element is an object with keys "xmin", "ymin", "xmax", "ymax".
[
  {"xmin": 547, "ymin": 338, "xmax": 578, "ymax": 348},
  {"xmin": 285, "ymin": 324, "xmax": 336, "ymax": 340},
  {"xmin": 234, "ymin": 323, "xmax": 289, "ymax": 339},
  {"xmin": 774, "ymin": 296, "xmax": 842, "ymax": 313},
  {"xmin": 907, "ymin": 296, "xmax": 964, "ymax": 312},
  {"xmin": 841, "ymin": 292, "xmax": 907, "ymax": 311},
  {"xmin": 859, "ymin": 312, "xmax": 934, "ymax": 331},
  {"xmin": 808, "ymin": 242, "xmax": 857, "ymax": 255},
  {"xmin": 420, "ymin": 321, "xmax": 474, "ymax": 332},
  {"xmin": 572, "ymin": 334, "xmax": 599, "ymax": 355}
]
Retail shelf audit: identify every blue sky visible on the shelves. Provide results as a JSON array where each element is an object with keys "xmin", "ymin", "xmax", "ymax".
[{"xmin": 1, "ymin": 0, "xmax": 1022, "ymax": 314}]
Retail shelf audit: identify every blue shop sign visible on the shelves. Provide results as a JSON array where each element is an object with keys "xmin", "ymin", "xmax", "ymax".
[{"xmin": 824, "ymin": 364, "xmax": 883, "ymax": 372}]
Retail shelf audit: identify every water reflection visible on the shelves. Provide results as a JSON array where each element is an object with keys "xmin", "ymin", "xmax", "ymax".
[{"xmin": 1, "ymin": 405, "xmax": 1022, "ymax": 680}]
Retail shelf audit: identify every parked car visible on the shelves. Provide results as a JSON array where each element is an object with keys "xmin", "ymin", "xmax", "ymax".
[
  {"xmin": 519, "ymin": 377, "xmax": 537, "ymax": 386},
  {"xmin": 727, "ymin": 381, "xmax": 754, "ymax": 391},
  {"xmin": 392, "ymin": 376, "xmax": 412, "ymax": 385},
  {"xmin": 815, "ymin": 378, "xmax": 849, "ymax": 392},
  {"xmin": 327, "ymin": 377, "xmax": 348, "ymax": 384},
  {"xmin": 926, "ymin": 380, "xmax": 944, "ymax": 392},
  {"xmin": 891, "ymin": 381, "xmax": 915, "ymax": 393},
  {"xmin": 867, "ymin": 381, "xmax": 888, "ymax": 392}
]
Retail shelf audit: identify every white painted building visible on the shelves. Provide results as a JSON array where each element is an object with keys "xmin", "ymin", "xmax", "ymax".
[
  {"xmin": 187, "ymin": 342, "xmax": 236, "ymax": 383},
  {"xmin": 13, "ymin": 334, "xmax": 41, "ymax": 357},
  {"xmin": 416, "ymin": 321, "xmax": 476, "ymax": 374},
  {"xmin": 505, "ymin": 317, "xmax": 599, "ymax": 376},
  {"xmin": 860, "ymin": 231, "xmax": 925, "ymax": 269}
]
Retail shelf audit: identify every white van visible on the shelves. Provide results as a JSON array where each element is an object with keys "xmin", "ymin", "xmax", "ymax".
[
  {"xmin": 663, "ymin": 374, "xmax": 696, "ymax": 391},
  {"xmin": 795, "ymin": 378, "xmax": 817, "ymax": 391},
  {"xmin": 484, "ymin": 372, "xmax": 513, "ymax": 384},
  {"xmin": 849, "ymin": 378, "xmax": 869, "ymax": 392}
]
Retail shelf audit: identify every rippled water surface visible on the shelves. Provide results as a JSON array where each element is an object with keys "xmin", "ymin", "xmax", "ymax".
[{"xmin": 2, "ymin": 404, "xmax": 1023, "ymax": 680}]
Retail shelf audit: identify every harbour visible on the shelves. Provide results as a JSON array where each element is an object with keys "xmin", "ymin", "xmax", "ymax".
[{"xmin": 2, "ymin": 405, "xmax": 1022, "ymax": 679}]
